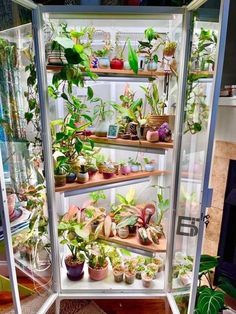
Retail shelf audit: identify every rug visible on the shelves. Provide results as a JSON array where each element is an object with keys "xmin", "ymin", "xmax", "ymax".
[{"xmin": 47, "ymin": 299, "xmax": 107, "ymax": 314}]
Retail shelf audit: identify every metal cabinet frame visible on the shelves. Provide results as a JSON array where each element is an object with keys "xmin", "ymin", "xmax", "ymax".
[{"xmin": 0, "ymin": 1, "xmax": 229, "ymax": 313}]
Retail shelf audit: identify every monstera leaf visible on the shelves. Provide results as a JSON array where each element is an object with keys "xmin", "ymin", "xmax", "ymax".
[{"xmin": 196, "ymin": 287, "xmax": 224, "ymax": 314}]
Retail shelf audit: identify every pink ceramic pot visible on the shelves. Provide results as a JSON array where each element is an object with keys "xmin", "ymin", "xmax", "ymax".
[
  {"xmin": 88, "ymin": 263, "xmax": 108, "ymax": 281},
  {"xmin": 120, "ymin": 165, "xmax": 131, "ymax": 175},
  {"xmin": 146, "ymin": 130, "xmax": 159, "ymax": 143}
]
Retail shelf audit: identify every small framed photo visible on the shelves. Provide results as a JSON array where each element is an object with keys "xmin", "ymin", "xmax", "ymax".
[{"xmin": 107, "ymin": 125, "xmax": 119, "ymax": 139}]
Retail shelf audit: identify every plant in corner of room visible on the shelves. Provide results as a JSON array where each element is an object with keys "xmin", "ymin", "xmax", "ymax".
[
  {"xmin": 85, "ymin": 242, "xmax": 109, "ymax": 281},
  {"xmin": 194, "ymin": 255, "xmax": 236, "ymax": 314},
  {"xmin": 58, "ymin": 206, "xmax": 90, "ymax": 281}
]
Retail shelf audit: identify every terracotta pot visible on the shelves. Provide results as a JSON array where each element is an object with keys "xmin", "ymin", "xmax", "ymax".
[
  {"xmin": 147, "ymin": 115, "xmax": 170, "ymax": 129},
  {"xmin": 88, "ymin": 263, "xmax": 108, "ymax": 281},
  {"xmin": 124, "ymin": 272, "xmax": 135, "ymax": 284},
  {"xmin": 54, "ymin": 174, "xmax": 66, "ymax": 187},
  {"xmin": 110, "ymin": 58, "xmax": 124, "ymax": 70},
  {"xmin": 65, "ymin": 256, "xmax": 84, "ymax": 281}
]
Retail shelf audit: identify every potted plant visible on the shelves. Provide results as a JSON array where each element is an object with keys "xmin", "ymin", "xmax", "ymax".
[
  {"xmin": 143, "ymin": 157, "xmax": 155, "ymax": 172},
  {"xmin": 146, "ymin": 263, "xmax": 159, "ymax": 279},
  {"xmin": 94, "ymin": 33, "xmax": 113, "ymax": 69},
  {"xmin": 110, "ymin": 33, "xmax": 127, "ymax": 70},
  {"xmin": 102, "ymin": 162, "xmax": 116, "ymax": 179},
  {"xmin": 53, "ymin": 155, "xmax": 69, "ymax": 187},
  {"xmin": 128, "ymin": 157, "xmax": 141, "ymax": 173},
  {"xmin": 152, "ymin": 256, "xmax": 164, "ymax": 273},
  {"xmin": 58, "ymin": 206, "xmax": 90, "ymax": 281},
  {"xmin": 141, "ymin": 267, "xmax": 155, "ymax": 288},
  {"xmin": 136, "ymin": 264, "xmax": 146, "ymax": 280},
  {"xmin": 95, "ymin": 153, "xmax": 107, "ymax": 173},
  {"xmin": 86, "ymin": 242, "xmax": 109, "ymax": 281},
  {"xmin": 194, "ymin": 255, "xmax": 236, "ymax": 314},
  {"xmin": 119, "ymin": 161, "xmax": 131, "ymax": 175},
  {"xmin": 113, "ymin": 85, "xmax": 146, "ymax": 140},
  {"xmin": 77, "ymin": 165, "xmax": 89, "ymax": 184},
  {"xmin": 163, "ymin": 41, "xmax": 177, "ymax": 58},
  {"xmin": 92, "ymin": 97, "xmax": 114, "ymax": 137},
  {"xmin": 138, "ymin": 28, "xmax": 162, "ymax": 71},
  {"xmin": 158, "ymin": 122, "xmax": 172, "ymax": 142},
  {"xmin": 112, "ymin": 258, "xmax": 124, "ymax": 283},
  {"xmin": 141, "ymin": 82, "xmax": 169, "ymax": 130},
  {"xmin": 66, "ymin": 171, "xmax": 77, "ymax": 183},
  {"xmin": 124, "ymin": 258, "xmax": 137, "ymax": 284}
]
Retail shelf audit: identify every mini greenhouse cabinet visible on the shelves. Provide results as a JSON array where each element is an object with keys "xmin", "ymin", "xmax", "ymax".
[{"xmin": 0, "ymin": 1, "xmax": 229, "ymax": 313}]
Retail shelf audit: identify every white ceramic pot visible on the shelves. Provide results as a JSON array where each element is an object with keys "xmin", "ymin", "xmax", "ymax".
[
  {"xmin": 144, "ymin": 164, "xmax": 155, "ymax": 172},
  {"xmin": 124, "ymin": 61, "xmax": 131, "ymax": 70},
  {"xmin": 130, "ymin": 165, "xmax": 140, "ymax": 172}
]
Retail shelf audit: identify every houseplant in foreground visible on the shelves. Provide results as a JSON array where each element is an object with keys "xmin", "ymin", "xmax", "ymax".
[{"xmin": 58, "ymin": 205, "xmax": 90, "ymax": 280}]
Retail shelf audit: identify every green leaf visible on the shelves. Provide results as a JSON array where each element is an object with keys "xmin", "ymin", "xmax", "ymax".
[
  {"xmin": 74, "ymin": 44, "xmax": 84, "ymax": 54},
  {"xmin": 87, "ymin": 86, "xmax": 94, "ymax": 100},
  {"xmin": 116, "ymin": 193, "xmax": 128, "ymax": 205},
  {"xmin": 74, "ymin": 225, "xmax": 90, "ymax": 240},
  {"xmin": 199, "ymin": 255, "xmax": 218, "ymax": 273},
  {"xmin": 75, "ymin": 138, "xmax": 83, "ymax": 154},
  {"xmin": 153, "ymin": 54, "xmax": 158, "ymax": 63},
  {"xmin": 28, "ymin": 98, "xmax": 37, "ymax": 110},
  {"xmin": 144, "ymin": 28, "xmax": 155, "ymax": 42},
  {"xmin": 61, "ymin": 93, "xmax": 69, "ymax": 101},
  {"xmin": 116, "ymin": 216, "xmax": 137, "ymax": 229},
  {"xmin": 197, "ymin": 287, "xmax": 224, "ymax": 314},
  {"xmin": 25, "ymin": 112, "xmax": 33, "ymax": 124},
  {"xmin": 87, "ymin": 138, "xmax": 94, "ymax": 150},
  {"xmin": 54, "ymin": 36, "xmax": 74, "ymax": 49},
  {"xmin": 128, "ymin": 39, "xmax": 138, "ymax": 74},
  {"xmin": 81, "ymin": 114, "xmax": 92, "ymax": 123}
]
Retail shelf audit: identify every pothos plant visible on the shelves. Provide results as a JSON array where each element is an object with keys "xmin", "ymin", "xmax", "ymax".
[{"xmin": 48, "ymin": 24, "xmax": 98, "ymax": 159}]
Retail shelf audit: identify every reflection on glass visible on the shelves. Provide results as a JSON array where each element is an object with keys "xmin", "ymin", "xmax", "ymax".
[
  {"xmin": 0, "ymin": 5, "xmax": 52, "ymax": 312},
  {"xmin": 171, "ymin": 10, "xmax": 220, "ymax": 313}
]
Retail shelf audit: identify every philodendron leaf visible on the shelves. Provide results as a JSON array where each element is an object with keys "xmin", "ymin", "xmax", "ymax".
[
  {"xmin": 128, "ymin": 39, "xmax": 138, "ymax": 74},
  {"xmin": 25, "ymin": 112, "xmax": 33, "ymax": 124},
  {"xmin": 196, "ymin": 287, "xmax": 224, "ymax": 314},
  {"xmin": 199, "ymin": 255, "xmax": 218, "ymax": 273}
]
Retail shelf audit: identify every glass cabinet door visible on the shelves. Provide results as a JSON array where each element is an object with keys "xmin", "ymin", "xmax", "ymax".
[
  {"xmin": 168, "ymin": 1, "xmax": 230, "ymax": 313},
  {"xmin": 0, "ymin": 1, "xmax": 56, "ymax": 313}
]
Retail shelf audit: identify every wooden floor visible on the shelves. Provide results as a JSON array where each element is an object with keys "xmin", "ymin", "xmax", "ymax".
[{"xmin": 95, "ymin": 299, "xmax": 172, "ymax": 314}]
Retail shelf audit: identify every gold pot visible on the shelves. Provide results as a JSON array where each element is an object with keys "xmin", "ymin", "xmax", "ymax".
[{"xmin": 147, "ymin": 115, "xmax": 170, "ymax": 129}]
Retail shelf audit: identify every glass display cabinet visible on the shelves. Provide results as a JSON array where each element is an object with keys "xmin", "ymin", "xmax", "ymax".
[{"xmin": 0, "ymin": 1, "xmax": 229, "ymax": 313}]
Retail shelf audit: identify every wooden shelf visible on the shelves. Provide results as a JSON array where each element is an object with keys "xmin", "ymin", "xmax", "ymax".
[
  {"xmin": 46, "ymin": 65, "xmax": 167, "ymax": 78},
  {"xmin": 55, "ymin": 170, "xmax": 165, "ymax": 193},
  {"xmin": 89, "ymin": 135, "xmax": 173, "ymax": 150},
  {"xmin": 191, "ymin": 70, "xmax": 214, "ymax": 78},
  {"xmin": 100, "ymin": 234, "xmax": 166, "ymax": 253}
]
